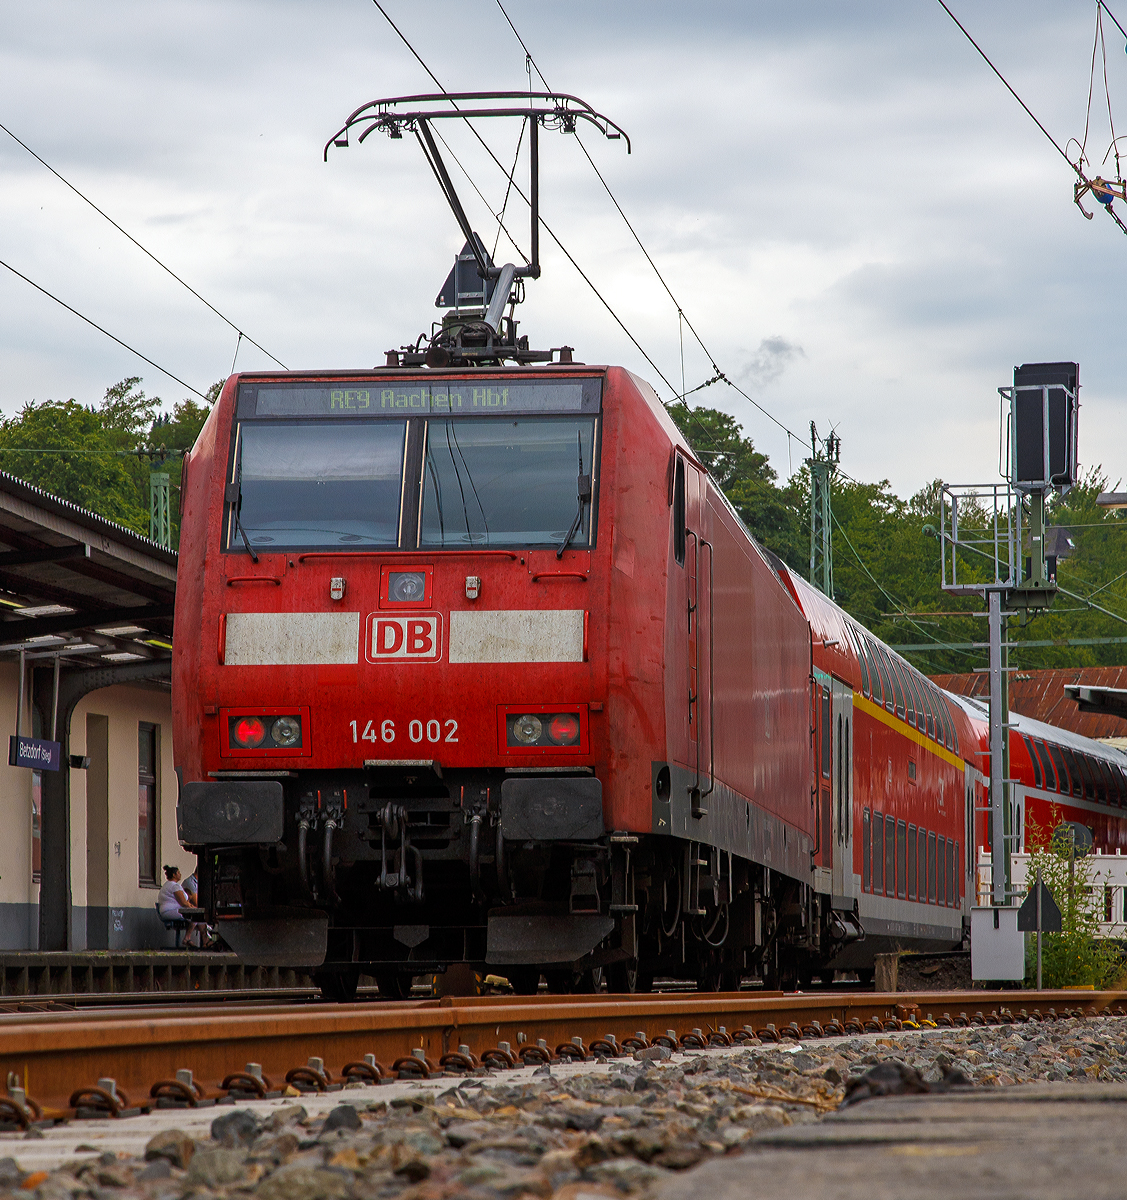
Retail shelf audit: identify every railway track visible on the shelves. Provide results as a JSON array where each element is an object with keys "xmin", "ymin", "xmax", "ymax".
[{"xmin": 4, "ymin": 988, "xmax": 1125, "ymax": 1119}]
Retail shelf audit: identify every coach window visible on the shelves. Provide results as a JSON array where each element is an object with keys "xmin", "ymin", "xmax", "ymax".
[
  {"xmin": 1033, "ymin": 740, "xmax": 1056, "ymax": 790},
  {"xmin": 884, "ymin": 651, "xmax": 906, "ymax": 720},
  {"xmin": 953, "ymin": 841, "xmax": 961, "ymax": 905},
  {"xmin": 1060, "ymin": 748, "xmax": 1084, "ymax": 797},
  {"xmin": 897, "ymin": 820, "xmax": 907, "ymax": 899},
  {"xmin": 1021, "ymin": 735, "xmax": 1042, "ymax": 789},
  {"xmin": 927, "ymin": 831, "xmax": 937, "ymax": 903},
  {"xmin": 932, "ymin": 687, "xmax": 948, "ymax": 747},
  {"xmin": 939, "ymin": 700, "xmax": 955, "ymax": 752},
  {"xmin": 1083, "ymin": 756, "xmax": 1103, "ymax": 803},
  {"xmin": 848, "ymin": 626, "xmax": 870, "ymax": 698},
  {"xmin": 918, "ymin": 831, "xmax": 928, "ymax": 903},
  {"xmin": 1098, "ymin": 759, "xmax": 1121, "ymax": 805},
  {"xmin": 821, "ymin": 687, "xmax": 832, "ymax": 779},
  {"xmin": 673, "ymin": 456, "xmax": 686, "ymax": 565},
  {"xmin": 908, "ymin": 824, "xmax": 917, "ymax": 900},
  {"xmin": 872, "ymin": 811, "xmax": 884, "ymax": 893},
  {"xmin": 1085, "ymin": 756, "xmax": 1104, "ymax": 802},
  {"xmin": 905, "ymin": 671, "xmax": 924, "ymax": 731},
  {"xmin": 868, "ymin": 643, "xmax": 884, "ymax": 704},
  {"xmin": 862, "ymin": 808, "xmax": 871, "ymax": 890},
  {"xmin": 868, "ymin": 643, "xmax": 888, "ymax": 705},
  {"xmin": 1097, "ymin": 757, "xmax": 1114, "ymax": 803},
  {"xmin": 855, "ymin": 629, "xmax": 871, "ymax": 698},
  {"xmin": 938, "ymin": 838, "xmax": 948, "ymax": 906},
  {"xmin": 891, "ymin": 660, "xmax": 910, "ymax": 723},
  {"xmin": 921, "ymin": 683, "xmax": 937, "ymax": 741},
  {"xmin": 1065, "ymin": 753, "xmax": 1094, "ymax": 801},
  {"xmin": 1048, "ymin": 743, "xmax": 1070, "ymax": 794},
  {"xmin": 876, "ymin": 645, "xmax": 894, "ymax": 712},
  {"xmin": 885, "ymin": 814, "xmax": 896, "ymax": 898}
]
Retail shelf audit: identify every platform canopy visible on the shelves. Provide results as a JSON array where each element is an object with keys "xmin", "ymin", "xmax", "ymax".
[
  {"xmin": 0, "ymin": 470, "xmax": 175, "ymax": 669},
  {"xmin": 0, "ymin": 471, "xmax": 179, "ymax": 953},
  {"xmin": 1064, "ymin": 683, "xmax": 1127, "ymax": 723}
]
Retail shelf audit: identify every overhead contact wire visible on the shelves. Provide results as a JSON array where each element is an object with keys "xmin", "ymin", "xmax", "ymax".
[
  {"xmin": 935, "ymin": 1, "xmax": 1127, "ymax": 237},
  {"xmin": 495, "ymin": 0, "xmax": 806, "ymax": 451},
  {"xmin": 0, "ymin": 255, "xmax": 207, "ymax": 400},
  {"xmin": 0, "ymin": 120, "xmax": 288, "ymax": 370}
]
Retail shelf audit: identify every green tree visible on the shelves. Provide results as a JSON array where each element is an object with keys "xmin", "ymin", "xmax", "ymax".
[
  {"xmin": 0, "ymin": 398, "xmax": 150, "ymax": 533},
  {"xmin": 0, "ymin": 377, "xmax": 218, "ymax": 547},
  {"xmin": 665, "ymin": 402, "xmax": 804, "ymax": 568}
]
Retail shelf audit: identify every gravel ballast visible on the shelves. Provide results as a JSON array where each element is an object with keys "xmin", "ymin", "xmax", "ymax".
[{"xmin": 6, "ymin": 1013, "xmax": 1127, "ymax": 1199}]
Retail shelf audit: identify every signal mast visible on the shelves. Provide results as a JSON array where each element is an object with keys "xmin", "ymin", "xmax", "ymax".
[{"xmin": 938, "ymin": 362, "xmax": 1079, "ymax": 910}]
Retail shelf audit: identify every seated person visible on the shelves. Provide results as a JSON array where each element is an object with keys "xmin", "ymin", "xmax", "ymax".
[{"xmin": 157, "ymin": 865, "xmax": 205, "ymax": 948}]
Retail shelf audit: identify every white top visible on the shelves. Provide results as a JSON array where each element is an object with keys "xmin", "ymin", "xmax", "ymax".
[{"xmin": 157, "ymin": 879, "xmax": 189, "ymax": 919}]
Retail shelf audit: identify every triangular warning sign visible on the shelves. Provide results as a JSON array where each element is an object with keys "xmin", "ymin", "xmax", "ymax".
[{"xmin": 1017, "ymin": 879, "xmax": 1063, "ymax": 933}]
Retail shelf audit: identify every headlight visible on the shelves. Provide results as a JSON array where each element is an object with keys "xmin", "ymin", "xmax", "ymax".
[
  {"xmin": 512, "ymin": 714, "xmax": 543, "ymax": 745},
  {"xmin": 271, "ymin": 716, "xmax": 301, "ymax": 747},
  {"xmin": 389, "ymin": 571, "xmax": 426, "ymax": 602}
]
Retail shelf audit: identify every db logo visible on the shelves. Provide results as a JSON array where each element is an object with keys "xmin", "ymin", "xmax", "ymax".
[{"xmin": 365, "ymin": 613, "xmax": 442, "ymax": 663}]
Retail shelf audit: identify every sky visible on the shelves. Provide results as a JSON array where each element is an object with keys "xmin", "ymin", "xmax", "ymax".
[{"xmin": 0, "ymin": 1, "xmax": 1125, "ymax": 497}]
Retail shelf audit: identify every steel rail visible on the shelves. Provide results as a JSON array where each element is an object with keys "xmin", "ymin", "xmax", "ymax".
[{"xmin": 4, "ymin": 989, "xmax": 1125, "ymax": 1114}]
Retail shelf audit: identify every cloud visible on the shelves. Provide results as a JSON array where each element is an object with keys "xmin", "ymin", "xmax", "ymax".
[
  {"xmin": 0, "ymin": 1, "xmax": 1125, "ymax": 497},
  {"xmin": 738, "ymin": 336, "xmax": 804, "ymax": 388}
]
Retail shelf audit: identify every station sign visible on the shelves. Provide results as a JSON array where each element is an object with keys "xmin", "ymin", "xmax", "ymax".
[{"xmin": 8, "ymin": 735, "xmax": 61, "ymax": 772}]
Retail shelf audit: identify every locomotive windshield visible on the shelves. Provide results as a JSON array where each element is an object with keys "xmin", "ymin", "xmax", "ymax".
[
  {"xmin": 420, "ymin": 418, "xmax": 595, "ymax": 549},
  {"xmin": 234, "ymin": 420, "xmax": 406, "ymax": 547},
  {"xmin": 225, "ymin": 376, "xmax": 602, "ymax": 553}
]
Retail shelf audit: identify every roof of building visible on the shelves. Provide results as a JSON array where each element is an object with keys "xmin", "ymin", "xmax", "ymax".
[
  {"xmin": 0, "ymin": 470, "xmax": 175, "ymax": 669},
  {"xmin": 932, "ymin": 666, "xmax": 1127, "ymax": 740}
]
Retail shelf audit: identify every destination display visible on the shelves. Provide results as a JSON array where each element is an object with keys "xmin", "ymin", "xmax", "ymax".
[{"xmin": 240, "ymin": 378, "xmax": 600, "ymax": 418}]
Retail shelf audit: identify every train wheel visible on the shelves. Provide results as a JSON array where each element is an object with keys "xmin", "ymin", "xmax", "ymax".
[
  {"xmin": 506, "ymin": 968, "xmax": 542, "ymax": 996},
  {"xmin": 316, "ymin": 966, "xmax": 360, "ymax": 1003},
  {"xmin": 374, "ymin": 971, "xmax": 412, "ymax": 1001},
  {"xmin": 544, "ymin": 970, "xmax": 574, "ymax": 994},
  {"xmin": 605, "ymin": 960, "xmax": 639, "ymax": 994}
]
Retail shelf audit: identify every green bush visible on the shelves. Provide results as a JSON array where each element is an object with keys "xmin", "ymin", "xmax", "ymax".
[{"xmin": 1024, "ymin": 826, "xmax": 1122, "ymax": 988}]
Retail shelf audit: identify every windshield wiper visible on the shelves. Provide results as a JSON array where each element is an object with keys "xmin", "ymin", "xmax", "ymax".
[
  {"xmin": 557, "ymin": 432, "xmax": 591, "ymax": 559},
  {"xmin": 224, "ymin": 461, "xmax": 259, "ymax": 563}
]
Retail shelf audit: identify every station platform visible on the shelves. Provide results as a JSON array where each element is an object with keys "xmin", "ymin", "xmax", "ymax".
[
  {"xmin": 0, "ymin": 952, "xmax": 315, "ymax": 999},
  {"xmin": 659, "ymin": 1081, "xmax": 1127, "ymax": 1200}
]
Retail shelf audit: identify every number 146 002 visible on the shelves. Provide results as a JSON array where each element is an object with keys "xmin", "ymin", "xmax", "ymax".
[{"xmin": 350, "ymin": 718, "xmax": 458, "ymax": 744}]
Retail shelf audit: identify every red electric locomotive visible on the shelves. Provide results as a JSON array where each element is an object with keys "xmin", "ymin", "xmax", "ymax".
[{"xmin": 173, "ymin": 362, "xmax": 819, "ymax": 995}]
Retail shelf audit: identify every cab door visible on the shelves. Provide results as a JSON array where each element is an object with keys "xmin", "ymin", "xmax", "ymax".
[
  {"xmin": 831, "ymin": 679, "xmax": 855, "ymax": 901},
  {"xmin": 669, "ymin": 452, "xmax": 710, "ymax": 807}
]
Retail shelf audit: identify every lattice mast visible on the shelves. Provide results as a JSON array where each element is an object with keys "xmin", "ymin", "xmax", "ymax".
[{"xmin": 808, "ymin": 423, "xmax": 840, "ymax": 598}]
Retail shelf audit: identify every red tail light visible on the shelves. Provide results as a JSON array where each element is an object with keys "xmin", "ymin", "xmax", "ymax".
[
  {"xmin": 548, "ymin": 713, "xmax": 581, "ymax": 745},
  {"xmin": 232, "ymin": 716, "xmax": 266, "ymax": 748}
]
